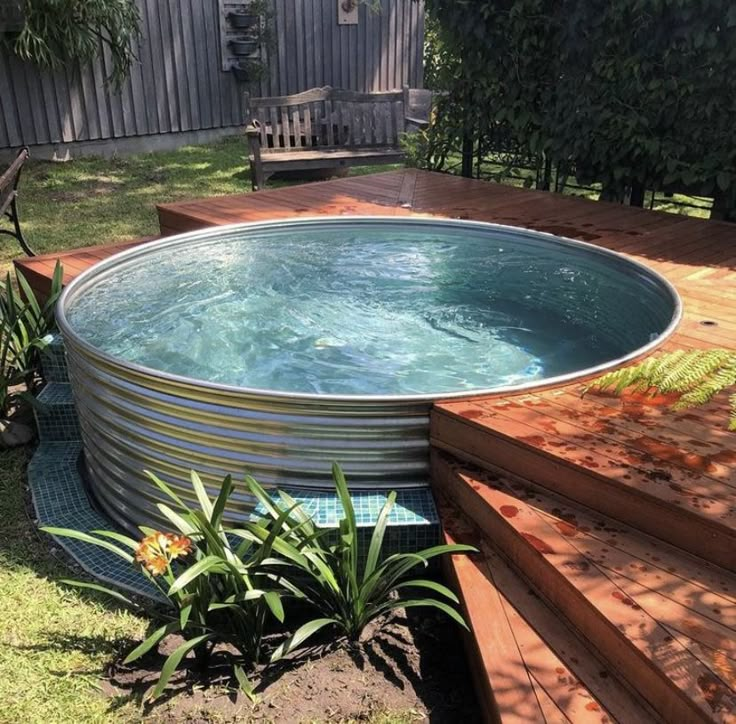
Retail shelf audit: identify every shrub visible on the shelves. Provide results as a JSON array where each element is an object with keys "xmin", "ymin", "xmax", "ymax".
[
  {"xmin": 424, "ymin": 0, "xmax": 736, "ymax": 209},
  {"xmin": 245, "ymin": 463, "xmax": 475, "ymax": 661},
  {"xmin": 43, "ymin": 470, "xmax": 288, "ymax": 700},
  {"xmin": 8, "ymin": 0, "xmax": 141, "ymax": 87},
  {"xmin": 0, "ymin": 262, "xmax": 63, "ymax": 417},
  {"xmin": 43, "ymin": 464, "xmax": 474, "ymax": 696}
]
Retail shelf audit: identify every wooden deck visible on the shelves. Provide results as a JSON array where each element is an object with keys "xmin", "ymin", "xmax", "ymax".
[{"xmin": 14, "ymin": 169, "xmax": 736, "ymax": 721}]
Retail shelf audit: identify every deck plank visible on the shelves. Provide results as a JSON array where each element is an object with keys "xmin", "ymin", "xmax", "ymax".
[{"xmin": 439, "ymin": 497, "xmax": 646, "ymax": 724}]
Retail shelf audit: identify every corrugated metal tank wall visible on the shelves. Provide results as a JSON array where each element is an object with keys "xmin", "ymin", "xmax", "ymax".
[{"xmin": 0, "ymin": 0, "xmax": 424, "ymax": 150}]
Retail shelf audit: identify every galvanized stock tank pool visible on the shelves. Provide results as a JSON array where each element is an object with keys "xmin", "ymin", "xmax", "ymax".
[{"xmin": 58, "ymin": 217, "xmax": 681, "ymax": 530}]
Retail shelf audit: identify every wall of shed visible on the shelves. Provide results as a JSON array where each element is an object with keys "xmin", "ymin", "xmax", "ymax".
[{"xmin": 0, "ymin": 0, "xmax": 424, "ymax": 156}]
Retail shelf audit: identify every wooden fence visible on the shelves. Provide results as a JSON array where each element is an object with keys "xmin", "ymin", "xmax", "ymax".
[{"xmin": 0, "ymin": 0, "xmax": 424, "ymax": 151}]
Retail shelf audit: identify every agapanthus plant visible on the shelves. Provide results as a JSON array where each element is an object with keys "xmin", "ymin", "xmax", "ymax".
[{"xmin": 243, "ymin": 463, "xmax": 475, "ymax": 661}]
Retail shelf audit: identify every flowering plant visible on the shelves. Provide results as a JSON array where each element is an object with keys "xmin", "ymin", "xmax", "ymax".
[
  {"xmin": 135, "ymin": 532, "xmax": 193, "ymax": 575},
  {"xmin": 43, "ymin": 470, "xmax": 287, "ymax": 700}
]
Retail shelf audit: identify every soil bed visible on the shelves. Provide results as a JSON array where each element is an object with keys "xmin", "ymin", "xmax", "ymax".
[{"xmin": 106, "ymin": 609, "xmax": 480, "ymax": 722}]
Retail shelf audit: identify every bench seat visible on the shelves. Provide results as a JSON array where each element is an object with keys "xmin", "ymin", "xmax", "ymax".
[
  {"xmin": 245, "ymin": 85, "xmax": 431, "ymax": 189},
  {"xmin": 259, "ymin": 146, "xmax": 403, "ymax": 171}
]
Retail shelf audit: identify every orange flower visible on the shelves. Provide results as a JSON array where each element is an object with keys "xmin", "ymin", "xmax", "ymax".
[
  {"xmin": 135, "ymin": 532, "xmax": 192, "ymax": 576},
  {"xmin": 143, "ymin": 554, "xmax": 168, "ymax": 576},
  {"xmin": 167, "ymin": 534, "xmax": 193, "ymax": 561}
]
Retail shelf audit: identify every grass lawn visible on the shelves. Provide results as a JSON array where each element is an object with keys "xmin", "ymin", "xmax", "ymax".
[
  {"xmin": 1, "ymin": 135, "xmax": 262, "ymax": 274},
  {"xmin": 0, "ymin": 447, "xmax": 147, "ymax": 724}
]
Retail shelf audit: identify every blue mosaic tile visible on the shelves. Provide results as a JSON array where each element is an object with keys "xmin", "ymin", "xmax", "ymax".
[
  {"xmin": 40, "ymin": 333, "xmax": 69, "ymax": 383},
  {"xmin": 255, "ymin": 487, "xmax": 439, "ymax": 528},
  {"xmin": 28, "ymin": 442, "xmax": 163, "ymax": 602},
  {"xmin": 34, "ymin": 382, "xmax": 80, "ymax": 442},
  {"xmin": 252, "ymin": 487, "xmax": 441, "ymax": 559}
]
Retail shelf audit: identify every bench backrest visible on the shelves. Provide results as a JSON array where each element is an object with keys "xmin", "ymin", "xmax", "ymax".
[
  {"xmin": 0, "ymin": 148, "xmax": 28, "ymax": 217},
  {"xmin": 247, "ymin": 86, "xmax": 425, "ymax": 152}
]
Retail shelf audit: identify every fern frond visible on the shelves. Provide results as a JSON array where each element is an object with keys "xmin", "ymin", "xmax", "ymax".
[
  {"xmin": 657, "ymin": 349, "xmax": 732, "ymax": 393},
  {"xmin": 586, "ymin": 348, "xmax": 736, "ymax": 430},
  {"xmin": 674, "ymin": 358, "xmax": 736, "ymax": 409},
  {"xmin": 589, "ymin": 354, "xmax": 665, "ymax": 396}
]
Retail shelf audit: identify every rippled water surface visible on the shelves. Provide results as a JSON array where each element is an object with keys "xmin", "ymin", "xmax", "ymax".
[{"xmin": 65, "ymin": 221, "xmax": 676, "ymax": 396}]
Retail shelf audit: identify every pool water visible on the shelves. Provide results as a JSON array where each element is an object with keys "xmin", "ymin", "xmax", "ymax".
[{"xmin": 65, "ymin": 220, "xmax": 677, "ymax": 397}]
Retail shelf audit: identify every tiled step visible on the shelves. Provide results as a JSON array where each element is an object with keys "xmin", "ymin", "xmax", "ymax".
[
  {"xmin": 433, "ymin": 453, "xmax": 736, "ymax": 724},
  {"xmin": 34, "ymin": 382, "xmax": 80, "ymax": 442},
  {"xmin": 253, "ymin": 486, "xmax": 440, "ymax": 559},
  {"xmin": 431, "ymin": 394, "xmax": 736, "ymax": 572},
  {"xmin": 438, "ymin": 496, "xmax": 660, "ymax": 724},
  {"xmin": 29, "ymin": 442, "xmax": 162, "ymax": 601}
]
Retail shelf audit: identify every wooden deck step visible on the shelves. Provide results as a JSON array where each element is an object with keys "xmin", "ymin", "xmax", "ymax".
[
  {"xmin": 431, "ymin": 390, "xmax": 736, "ymax": 572},
  {"xmin": 438, "ymin": 496, "xmax": 660, "ymax": 724},
  {"xmin": 433, "ymin": 453, "xmax": 736, "ymax": 723}
]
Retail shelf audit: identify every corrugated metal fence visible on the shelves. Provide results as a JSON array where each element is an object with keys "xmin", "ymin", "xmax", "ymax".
[{"xmin": 0, "ymin": 0, "xmax": 424, "ymax": 150}]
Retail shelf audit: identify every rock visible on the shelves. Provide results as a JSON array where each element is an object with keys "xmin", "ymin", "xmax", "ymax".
[{"xmin": 0, "ymin": 418, "xmax": 35, "ymax": 448}]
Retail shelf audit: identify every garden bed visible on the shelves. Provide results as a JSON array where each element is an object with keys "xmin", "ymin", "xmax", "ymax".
[{"xmin": 106, "ymin": 611, "xmax": 478, "ymax": 722}]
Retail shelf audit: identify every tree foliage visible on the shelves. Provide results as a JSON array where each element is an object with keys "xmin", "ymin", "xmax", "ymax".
[
  {"xmin": 424, "ymin": 0, "xmax": 736, "ymax": 206},
  {"xmin": 7, "ymin": 0, "xmax": 141, "ymax": 87}
]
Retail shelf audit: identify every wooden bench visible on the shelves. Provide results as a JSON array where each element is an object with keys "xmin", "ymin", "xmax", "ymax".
[
  {"xmin": 1, "ymin": 147, "xmax": 33, "ymax": 256},
  {"xmin": 244, "ymin": 85, "xmax": 431, "ymax": 190}
]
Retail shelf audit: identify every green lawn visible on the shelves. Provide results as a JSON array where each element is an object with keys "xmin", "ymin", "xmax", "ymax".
[
  {"xmin": 3, "ymin": 136, "xmax": 262, "ymax": 274},
  {"xmin": 0, "ymin": 447, "xmax": 147, "ymax": 724}
]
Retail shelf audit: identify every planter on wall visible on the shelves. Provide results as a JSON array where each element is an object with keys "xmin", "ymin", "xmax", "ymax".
[
  {"xmin": 229, "ymin": 39, "xmax": 259, "ymax": 57},
  {"xmin": 227, "ymin": 12, "xmax": 259, "ymax": 29},
  {"xmin": 231, "ymin": 64, "xmax": 251, "ymax": 82}
]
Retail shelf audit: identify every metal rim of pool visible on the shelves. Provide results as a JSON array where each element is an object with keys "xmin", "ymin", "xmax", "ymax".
[{"xmin": 57, "ymin": 215, "xmax": 683, "ymax": 403}]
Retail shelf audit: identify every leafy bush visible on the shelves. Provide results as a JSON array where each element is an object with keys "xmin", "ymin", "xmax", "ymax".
[
  {"xmin": 43, "ymin": 470, "xmax": 289, "ymax": 700},
  {"xmin": 7, "ymin": 0, "xmax": 141, "ymax": 87},
  {"xmin": 246, "ymin": 463, "xmax": 475, "ymax": 660},
  {"xmin": 424, "ymin": 0, "xmax": 736, "ymax": 211},
  {"xmin": 586, "ymin": 349, "xmax": 736, "ymax": 430},
  {"xmin": 0, "ymin": 262, "xmax": 63, "ymax": 417}
]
